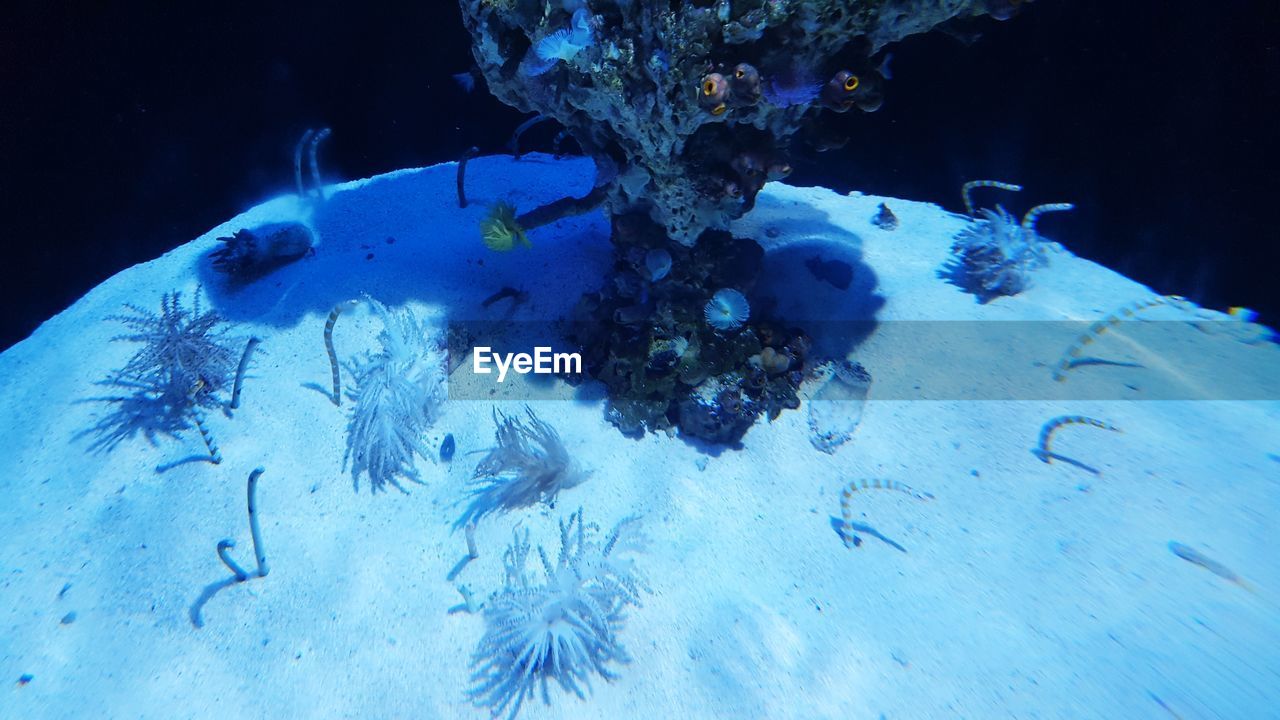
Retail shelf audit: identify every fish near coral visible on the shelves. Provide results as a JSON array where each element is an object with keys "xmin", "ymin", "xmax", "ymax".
[
  {"xmin": 766, "ymin": 161, "xmax": 792, "ymax": 181},
  {"xmin": 820, "ymin": 68, "xmax": 886, "ymax": 113},
  {"xmin": 727, "ymin": 152, "xmax": 771, "ymax": 209}
]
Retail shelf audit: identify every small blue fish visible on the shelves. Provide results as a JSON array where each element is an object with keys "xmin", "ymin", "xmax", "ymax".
[{"xmin": 440, "ymin": 434, "xmax": 456, "ymax": 462}]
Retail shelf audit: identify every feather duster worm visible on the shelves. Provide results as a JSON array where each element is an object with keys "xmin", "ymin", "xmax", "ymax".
[{"xmin": 704, "ymin": 288, "xmax": 750, "ymax": 331}]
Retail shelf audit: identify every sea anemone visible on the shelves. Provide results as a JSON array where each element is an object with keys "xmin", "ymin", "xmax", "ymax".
[
  {"xmin": 704, "ymin": 288, "xmax": 750, "ymax": 331},
  {"xmin": 343, "ymin": 300, "xmax": 447, "ymax": 494},
  {"xmin": 481, "ymin": 202, "xmax": 530, "ymax": 252},
  {"xmin": 469, "ymin": 509, "xmax": 649, "ymax": 719},
  {"xmin": 457, "ymin": 408, "xmax": 590, "ymax": 527},
  {"xmin": 85, "ymin": 287, "xmax": 238, "ymax": 453},
  {"xmin": 943, "ymin": 204, "xmax": 1072, "ymax": 302},
  {"xmin": 535, "ymin": 29, "xmax": 583, "ymax": 63}
]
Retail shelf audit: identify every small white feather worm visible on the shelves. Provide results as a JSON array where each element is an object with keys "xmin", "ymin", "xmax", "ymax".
[
  {"xmin": 704, "ymin": 288, "xmax": 750, "ymax": 331},
  {"xmin": 838, "ymin": 478, "xmax": 934, "ymax": 549},
  {"xmin": 246, "ymin": 467, "xmax": 268, "ymax": 578}
]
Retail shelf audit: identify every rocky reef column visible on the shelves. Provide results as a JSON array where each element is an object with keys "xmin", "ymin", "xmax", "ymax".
[{"xmin": 458, "ymin": 0, "xmax": 1002, "ymax": 442}]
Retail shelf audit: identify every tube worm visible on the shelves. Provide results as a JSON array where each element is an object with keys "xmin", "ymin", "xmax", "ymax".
[
  {"xmin": 457, "ymin": 146, "xmax": 480, "ymax": 209},
  {"xmin": 960, "ymin": 179, "xmax": 1022, "ymax": 217},
  {"xmin": 510, "ymin": 114, "xmax": 552, "ymax": 160},
  {"xmin": 308, "ymin": 128, "xmax": 332, "ymax": 200},
  {"xmin": 838, "ymin": 478, "xmax": 934, "ymax": 549},
  {"xmin": 448, "ymin": 520, "xmax": 481, "ymax": 582},
  {"xmin": 294, "ymin": 129, "xmax": 316, "ymax": 197},
  {"xmin": 465, "ymin": 521, "xmax": 479, "ymax": 560},
  {"xmin": 217, "ymin": 540, "xmax": 249, "ymax": 582},
  {"xmin": 247, "ymin": 467, "xmax": 268, "ymax": 577},
  {"xmin": 514, "ymin": 184, "xmax": 608, "ymax": 231},
  {"xmin": 211, "ymin": 468, "xmax": 269, "ymax": 584},
  {"xmin": 229, "ymin": 337, "xmax": 261, "ymax": 410}
]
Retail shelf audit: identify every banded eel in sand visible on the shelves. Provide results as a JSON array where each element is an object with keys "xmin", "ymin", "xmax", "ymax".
[
  {"xmin": 1052, "ymin": 295, "xmax": 1190, "ymax": 382},
  {"xmin": 324, "ymin": 299, "xmax": 359, "ymax": 406},
  {"xmin": 960, "ymin": 179, "xmax": 1022, "ymax": 217},
  {"xmin": 1033, "ymin": 415, "xmax": 1120, "ymax": 476},
  {"xmin": 838, "ymin": 478, "xmax": 934, "ymax": 549}
]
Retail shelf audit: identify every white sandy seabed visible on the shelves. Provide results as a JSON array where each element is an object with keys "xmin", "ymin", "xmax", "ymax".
[{"xmin": 1, "ymin": 155, "xmax": 1278, "ymax": 719}]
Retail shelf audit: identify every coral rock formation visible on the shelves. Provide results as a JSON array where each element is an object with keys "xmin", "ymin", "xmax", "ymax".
[
  {"xmin": 460, "ymin": 0, "xmax": 1007, "ymax": 442},
  {"xmin": 460, "ymin": 0, "xmax": 992, "ymax": 244}
]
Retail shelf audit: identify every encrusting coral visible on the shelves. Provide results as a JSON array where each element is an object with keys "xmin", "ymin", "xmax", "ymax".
[{"xmin": 460, "ymin": 0, "xmax": 995, "ymax": 245}]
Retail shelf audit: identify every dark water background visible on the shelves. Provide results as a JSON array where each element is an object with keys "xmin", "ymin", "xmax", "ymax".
[{"xmin": 1, "ymin": 0, "xmax": 1276, "ymax": 350}]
